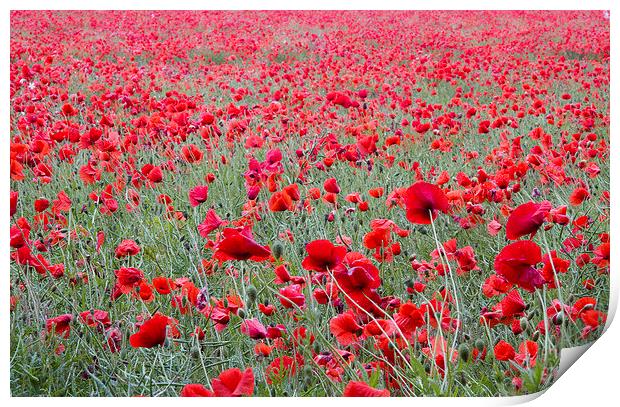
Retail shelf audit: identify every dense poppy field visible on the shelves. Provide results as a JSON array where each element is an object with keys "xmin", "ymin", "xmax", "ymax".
[{"xmin": 9, "ymin": 10, "xmax": 610, "ymax": 397}]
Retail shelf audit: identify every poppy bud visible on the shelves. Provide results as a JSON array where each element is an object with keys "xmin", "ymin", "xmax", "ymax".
[
  {"xmin": 458, "ymin": 343, "xmax": 470, "ymax": 362},
  {"xmin": 246, "ymin": 285, "xmax": 257, "ymax": 303},
  {"xmin": 190, "ymin": 345, "xmax": 200, "ymax": 359},
  {"xmin": 302, "ymin": 365, "xmax": 313, "ymax": 378},
  {"xmin": 475, "ymin": 339, "xmax": 485, "ymax": 351},
  {"xmin": 272, "ymin": 242, "xmax": 283, "ymax": 260},
  {"xmin": 520, "ymin": 317, "xmax": 528, "ymax": 331},
  {"xmin": 458, "ymin": 372, "xmax": 468, "ymax": 386},
  {"xmin": 237, "ymin": 309, "xmax": 246, "ymax": 319},
  {"xmin": 312, "ymin": 341, "xmax": 321, "ymax": 354},
  {"xmin": 552, "ymin": 312, "xmax": 564, "ymax": 325},
  {"xmin": 532, "ymin": 330, "xmax": 540, "ymax": 341}
]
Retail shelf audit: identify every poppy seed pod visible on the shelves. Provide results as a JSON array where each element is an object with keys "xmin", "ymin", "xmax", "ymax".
[{"xmin": 458, "ymin": 343, "xmax": 470, "ymax": 362}]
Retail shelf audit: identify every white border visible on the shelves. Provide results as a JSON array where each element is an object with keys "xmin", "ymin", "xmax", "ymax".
[{"xmin": 2, "ymin": 1, "xmax": 617, "ymax": 406}]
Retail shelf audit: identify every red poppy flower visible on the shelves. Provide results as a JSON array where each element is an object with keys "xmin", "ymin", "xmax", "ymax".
[
  {"xmin": 197, "ymin": 209, "xmax": 227, "ymax": 238},
  {"xmin": 240, "ymin": 318, "xmax": 267, "ymax": 340},
  {"xmin": 114, "ymin": 239, "xmax": 141, "ymax": 258},
  {"xmin": 258, "ymin": 303, "xmax": 275, "ymax": 316},
  {"xmin": 180, "ymin": 384, "xmax": 214, "ymax": 397},
  {"xmin": 394, "ymin": 302, "xmax": 425, "ymax": 336},
  {"xmin": 279, "ymin": 284, "xmax": 306, "ymax": 309},
  {"xmin": 329, "ymin": 311, "xmax": 362, "ymax": 346},
  {"xmin": 137, "ymin": 281, "xmax": 154, "ymax": 302},
  {"xmin": 129, "ymin": 313, "xmax": 169, "ymax": 348},
  {"xmin": 181, "ymin": 144, "xmax": 204, "ymax": 164},
  {"xmin": 211, "ymin": 367, "xmax": 254, "ymax": 397},
  {"xmin": 213, "ymin": 227, "xmax": 271, "ymax": 262},
  {"xmin": 515, "ymin": 340, "xmax": 538, "ymax": 367},
  {"xmin": 363, "ymin": 319, "xmax": 397, "ymax": 337},
  {"xmin": 569, "ymin": 187, "xmax": 590, "ymax": 206},
  {"xmin": 10, "ymin": 225, "xmax": 29, "ymax": 248},
  {"xmin": 541, "ymin": 251, "xmax": 570, "ymax": 287},
  {"xmin": 369, "ymin": 187, "xmax": 384, "ymax": 198},
  {"xmin": 333, "ymin": 252, "xmax": 381, "ymax": 293},
  {"xmin": 494, "ymin": 240, "xmax": 544, "ymax": 292},
  {"xmin": 189, "ymin": 185, "xmax": 209, "ymax": 207},
  {"xmin": 323, "ymin": 177, "xmax": 341, "ymax": 194},
  {"xmin": 493, "ymin": 340, "xmax": 516, "ymax": 361},
  {"xmin": 93, "ymin": 231, "xmax": 104, "ymax": 254},
  {"xmin": 487, "ymin": 220, "xmax": 502, "ymax": 236},
  {"xmin": 343, "ymin": 381, "xmax": 390, "ymax": 397},
  {"xmin": 46, "ymin": 314, "xmax": 73, "ymax": 338},
  {"xmin": 268, "ymin": 190, "xmax": 294, "ymax": 212},
  {"xmin": 454, "ymin": 246, "xmax": 479, "ymax": 274},
  {"xmin": 403, "ymin": 181, "xmax": 449, "ymax": 224},
  {"xmin": 302, "ymin": 239, "xmax": 347, "ymax": 273},
  {"xmin": 498, "ymin": 290, "xmax": 526, "ymax": 318},
  {"xmin": 592, "ymin": 242, "xmax": 610, "ymax": 271},
  {"xmin": 505, "ymin": 201, "xmax": 552, "ymax": 240},
  {"xmin": 79, "ymin": 310, "xmax": 111, "ymax": 328},
  {"xmin": 254, "ymin": 342, "xmax": 272, "ymax": 356},
  {"xmin": 10, "ymin": 191, "xmax": 18, "ymax": 216},
  {"xmin": 283, "ymin": 184, "xmax": 300, "ymax": 201},
  {"xmin": 308, "ymin": 188, "xmax": 321, "ymax": 200},
  {"xmin": 265, "ymin": 355, "xmax": 302, "ymax": 384},
  {"xmin": 145, "ymin": 166, "xmax": 163, "ymax": 183},
  {"xmin": 114, "ymin": 267, "xmax": 144, "ymax": 293},
  {"xmin": 363, "ymin": 227, "xmax": 391, "ymax": 250},
  {"xmin": 61, "ymin": 103, "xmax": 78, "ymax": 116},
  {"xmin": 333, "ymin": 252, "xmax": 383, "ymax": 315},
  {"xmin": 34, "ymin": 198, "xmax": 49, "ymax": 213},
  {"xmin": 152, "ymin": 276, "xmax": 177, "ymax": 295}
]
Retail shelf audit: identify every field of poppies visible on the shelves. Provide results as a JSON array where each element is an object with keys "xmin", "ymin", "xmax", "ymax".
[{"xmin": 9, "ymin": 10, "xmax": 610, "ymax": 397}]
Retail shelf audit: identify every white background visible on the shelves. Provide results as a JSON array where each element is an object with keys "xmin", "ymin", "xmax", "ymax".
[{"xmin": 2, "ymin": 1, "xmax": 617, "ymax": 405}]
